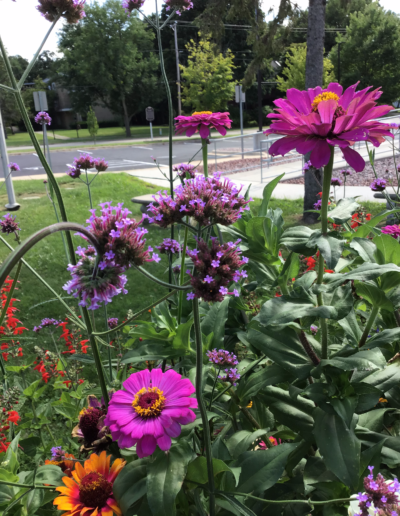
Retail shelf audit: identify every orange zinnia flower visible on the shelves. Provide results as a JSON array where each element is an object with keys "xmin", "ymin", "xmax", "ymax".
[{"xmin": 54, "ymin": 451, "xmax": 125, "ymax": 516}]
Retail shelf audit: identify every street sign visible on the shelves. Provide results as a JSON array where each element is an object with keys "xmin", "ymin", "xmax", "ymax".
[
  {"xmin": 145, "ymin": 107, "xmax": 155, "ymax": 122},
  {"xmin": 235, "ymin": 85, "xmax": 246, "ymax": 103},
  {"xmin": 33, "ymin": 91, "xmax": 48, "ymax": 111}
]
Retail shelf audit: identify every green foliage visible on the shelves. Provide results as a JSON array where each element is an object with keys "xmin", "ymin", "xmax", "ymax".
[
  {"xmin": 180, "ymin": 36, "xmax": 235, "ymax": 112},
  {"xmin": 86, "ymin": 106, "xmax": 99, "ymax": 143},
  {"xmin": 277, "ymin": 43, "xmax": 336, "ymax": 92}
]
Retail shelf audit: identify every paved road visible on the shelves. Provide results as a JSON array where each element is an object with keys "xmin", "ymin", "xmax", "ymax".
[{"xmin": 5, "ymin": 141, "xmax": 205, "ymax": 178}]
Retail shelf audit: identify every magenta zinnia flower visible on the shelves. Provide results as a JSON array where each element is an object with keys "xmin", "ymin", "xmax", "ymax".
[
  {"xmin": 175, "ymin": 111, "xmax": 232, "ymax": 139},
  {"xmin": 105, "ymin": 369, "xmax": 197, "ymax": 457},
  {"xmin": 264, "ymin": 83, "xmax": 393, "ymax": 171},
  {"xmin": 381, "ymin": 224, "xmax": 400, "ymax": 238}
]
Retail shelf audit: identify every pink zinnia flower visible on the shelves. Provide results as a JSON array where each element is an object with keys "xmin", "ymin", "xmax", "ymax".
[
  {"xmin": 381, "ymin": 224, "xmax": 400, "ymax": 239},
  {"xmin": 105, "ymin": 369, "xmax": 197, "ymax": 457},
  {"xmin": 264, "ymin": 83, "xmax": 393, "ymax": 171},
  {"xmin": 175, "ymin": 111, "xmax": 232, "ymax": 139}
]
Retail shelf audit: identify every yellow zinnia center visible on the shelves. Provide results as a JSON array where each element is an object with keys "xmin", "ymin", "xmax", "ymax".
[
  {"xmin": 311, "ymin": 92, "xmax": 340, "ymax": 111},
  {"xmin": 132, "ymin": 387, "xmax": 166, "ymax": 417},
  {"xmin": 192, "ymin": 111, "xmax": 212, "ymax": 116}
]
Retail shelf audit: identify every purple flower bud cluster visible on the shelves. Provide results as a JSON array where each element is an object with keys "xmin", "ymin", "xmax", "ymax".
[
  {"xmin": 165, "ymin": 0, "xmax": 193, "ymax": 14},
  {"xmin": 82, "ymin": 202, "xmax": 159, "ymax": 268},
  {"xmin": 331, "ymin": 177, "xmax": 342, "ymax": 187},
  {"xmin": 37, "ymin": 0, "xmax": 86, "ymax": 24},
  {"xmin": 33, "ymin": 318, "xmax": 61, "ymax": 333},
  {"xmin": 51, "ymin": 446, "xmax": 67, "ymax": 460},
  {"xmin": 172, "ymin": 265, "xmax": 181, "ymax": 275},
  {"xmin": 34, "ymin": 111, "xmax": 52, "ymax": 126},
  {"xmin": 67, "ymin": 154, "xmax": 108, "ymax": 177},
  {"xmin": 219, "ymin": 367, "xmax": 240, "ymax": 386},
  {"xmin": 147, "ymin": 173, "xmax": 251, "ymax": 228},
  {"xmin": 186, "ymin": 237, "xmax": 248, "ymax": 302},
  {"xmin": 173, "ymin": 163, "xmax": 197, "ymax": 179},
  {"xmin": 313, "ymin": 199, "xmax": 322, "ymax": 210},
  {"xmin": 122, "ymin": 0, "xmax": 145, "ymax": 13},
  {"xmin": 207, "ymin": 349, "xmax": 238, "ymax": 367},
  {"xmin": 381, "ymin": 224, "xmax": 400, "ymax": 239},
  {"xmin": 94, "ymin": 158, "xmax": 108, "ymax": 172},
  {"xmin": 370, "ymin": 178, "xmax": 387, "ymax": 192},
  {"xmin": 0, "ymin": 214, "xmax": 20, "ymax": 235},
  {"xmin": 354, "ymin": 466, "xmax": 400, "ymax": 516},
  {"xmin": 107, "ymin": 318, "xmax": 119, "ymax": 329},
  {"xmin": 302, "ymin": 160, "xmax": 312, "ymax": 174},
  {"xmin": 310, "ymin": 324, "xmax": 318, "ymax": 335},
  {"xmin": 340, "ymin": 168, "xmax": 352, "ymax": 176},
  {"xmin": 156, "ymin": 238, "xmax": 181, "ymax": 255},
  {"xmin": 8, "ymin": 163, "xmax": 20, "ymax": 172},
  {"xmin": 63, "ymin": 249, "xmax": 128, "ymax": 310}
]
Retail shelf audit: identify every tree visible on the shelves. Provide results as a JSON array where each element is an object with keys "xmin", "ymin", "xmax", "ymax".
[
  {"xmin": 277, "ymin": 43, "xmax": 335, "ymax": 92},
  {"xmin": 180, "ymin": 36, "xmax": 235, "ymax": 113},
  {"xmin": 330, "ymin": 2, "xmax": 400, "ymax": 104},
  {"xmin": 58, "ymin": 0, "xmax": 160, "ymax": 137},
  {"xmin": 87, "ymin": 106, "xmax": 99, "ymax": 144}
]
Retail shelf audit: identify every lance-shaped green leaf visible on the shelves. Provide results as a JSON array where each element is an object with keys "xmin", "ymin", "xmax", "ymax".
[
  {"xmin": 258, "ymin": 173, "xmax": 285, "ymax": 216},
  {"xmin": 338, "ymin": 309, "xmax": 362, "ymax": 347},
  {"xmin": 361, "ymin": 360, "xmax": 400, "ymax": 392},
  {"xmin": 226, "ymin": 429, "xmax": 270, "ymax": 458},
  {"xmin": 122, "ymin": 343, "xmax": 184, "ymax": 364},
  {"xmin": 327, "ymin": 197, "xmax": 359, "ymax": 224},
  {"xmin": 216, "ymin": 493, "xmax": 257, "ymax": 516},
  {"xmin": 373, "ymin": 233, "xmax": 400, "ymax": 266},
  {"xmin": 363, "ymin": 327, "xmax": 400, "ymax": 348},
  {"xmin": 306, "ymin": 231, "xmax": 345, "ymax": 270},
  {"xmin": 322, "ymin": 263, "xmax": 400, "ymax": 291},
  {"xmin": 356, "ymin": 426, "xmax": 400, "ymax": 468},
  {"xmin": 201, "ymin": 297, "xmax": 230, "ymax": 348},
  {"xmin": 236, "ymin": 363, "xmax": 294, "ymax": 402},
  {"xmin": 186, "ymin": 456, "xmax": 235, "ymax": 486},
  {"xmin": 349, "ymin": 238, "xmax": 377, "ymax": 263},
  {"xmin": 280, "ymin": 226, "xmax": 317, "ymax": 256},
  {"xmin": 113, "ymin": 459, "xmax": 148, "ymax": 514},
  {"xmin": 354, "ymin": 281, "xmax": 393, "ymax": 311}
]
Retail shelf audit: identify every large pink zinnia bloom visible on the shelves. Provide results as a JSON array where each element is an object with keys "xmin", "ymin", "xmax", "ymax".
[
  {"xmin": 264, "ymin": 83, "xmax": 393, "ymax": 171},
  {"xmin": 104, "ymin": 369, "xmax": 197, "ymax": 457},
  {"xmin": 175, "ymin": 111, "xmax": 232, "ymax": 139}
]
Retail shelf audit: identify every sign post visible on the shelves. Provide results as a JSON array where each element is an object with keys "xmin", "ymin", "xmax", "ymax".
[
  {"xmin": 33, "ymin": 91, "xmax": 52, "ymax": 168},
  {"xmin": 145, "ymin": 107, "xmax": 155, "ymax": 141},
  {"xmin": 235, "ymin": 85, "xmax": 246, "ymax": 159},
  {"xmin": 0, "ymin": 106, "xmax": 20, "ymax": 211}
]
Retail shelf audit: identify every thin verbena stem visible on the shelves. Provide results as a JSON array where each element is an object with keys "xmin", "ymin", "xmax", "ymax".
[
  {"xmin": 208, "ymin": 366, "xmax": 221, "ymax": 410},
  {"xmin": 134, "ymin": 265, "xmax": 192, "ymax": 291},
  {"xmin": 85, "ymin": 168, "xmax": 93, "ymax": 209},
  {"xmin": 160, "ymin": 8, "xmax": 177, "ymax": 29},
  {"xmin": 0, "ymin": 83, "xmax": 16, "ymax": 93},
  {"xmin": 177, "ymin": 226, "xmax": 189, "ymax": 324}
]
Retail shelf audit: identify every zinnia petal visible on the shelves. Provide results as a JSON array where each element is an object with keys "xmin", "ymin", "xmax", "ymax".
[
  {"xmin": 310, "ymin": 140, "xmax": 332, "ymax": 169},
  {"xmin": 342, "ymin": 147, "xmax": 365, "ymax": 172}
]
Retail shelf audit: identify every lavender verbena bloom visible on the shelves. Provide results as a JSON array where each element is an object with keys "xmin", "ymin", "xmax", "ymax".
[
  {"xmin": 34, "ymin": 111, "xmax": 52, "ymax": 126},
  {"xmin": 302, "ymin": 160, "xmax": 312, "ymax": 174},
  {"xmin": 107, "ymin": 318, "xmax": 119, "ymax": 329},
  {"xmin": 94, "ymin": 158, "xmax": 108, "ymax": 172},
  {"xmin": 370, "ymin": 178, "xmax": 387, "ymax": 192},
  {"xmin": 172, "ymin": 265, "xmax": 181, "ymax": 275},
  {"xmin": 331, "ymin": 177, "xmax": 342, "ymax": 186},
  {"xmin": 219, "ymin": 367, "xmax": 240, "ymax": 386},
  {"xmin": 66, "ymin": 166, "xmax": 81, "ymax": 179},
  {"xmin": 340, "ymin": 168, "xmax": 352, "ymax": 176},
  {"xmin": 82, "ymin": 203, "xmax": 157, "ymax": 268},
  {"xmin": 381, "ymin": 224, "xmax": 400, "ymax": 239},
  {"xmin": 156, "ymin": 238, "xmax": 181, "ymax": 255},
  {"xmin": 310, "ymin": 324, "xmax": 318, "ymax": 335},
  {"xmin": 173, "ymin": 163, "xmax": 197, "ymax": 179},
  {"xmin": 63, "ymin": 251, "xmax": 128, "ymax": 310},
  {"xmin": 186, "ymin": 237, "xmax": 247, "ymax": 302},
  {"xmin": 175, "ymin": 111, "xmax": 232, "ymax": 139},
  {"xmin": 122, "ymin": 0, "xmax": 145, "ymax": 13},
  {"xmin": 313, "ymin": 199, "xmax": 322, "ymax": 210},
  {"xmin": 51, "ymin": 446, "xmax": 66, "ymax": 460},
  {"xmin": 264, "ymin": 82, "xmax": 393, "ymax": 171},
  {"xmin": 33, "ymin": 318, "xmax": 61, "ymax": 333},
  {"xmin": 207, "ymin": 349, "xmax": 238, "ymax": 367},
  {"xmin": 74, "ymin": 154, "xmax": 95, "ymax": 170},
  {"xmin": 8, "ymin": 163, "xmax": 20, "ymax": 172},
  {"xmin": 165, "ymin": 0, "xmax": 193, "ymax": 14},
  {"xmin": 37, "ymin": 0, "xmax": 86, "ymax": 24},
  {"xmin": 0, "ymin": 214, "xmax": 20, "ymax": 235},
  {"xmin": 147, "ymin": 173, "xmax": 251, "ymax": 228}
]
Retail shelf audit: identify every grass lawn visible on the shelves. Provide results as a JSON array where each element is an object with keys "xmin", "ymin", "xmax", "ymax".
[{"xmin": 0, "ymin": 174, "xmax": 386, "ymax": 337}]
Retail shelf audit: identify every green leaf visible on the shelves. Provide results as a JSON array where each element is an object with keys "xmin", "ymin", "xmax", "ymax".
[
  {"xmin": 237, "ymin": 364, "xmax": 294, "ymax": 402},
  {"xmin": 353, "ymin": 383, "xmax": 382, "ymax": 413},
  {"xmin": 338, "ymin": 310, "xmax": 362, "ymax": 347},
  {"xmin": 113, "ymin": 459, "xmax": 147, "ymax": 514},
  {"xmin": 68, "ymin": 354, "xmax": 95, "ymax": 364},
  {"xmin": 321, "ymin": 349, "xmax": 386, "ymax": 373},
  {"xmin": 354, "ymin": 281, "xmax": 393, "ymax": 311},
  {"xmin": 361, "ymin": 360, "xmax": 400, "ymax": 391},
  {"xmin": 23, "ymin": 380, "xmax": 41, "ymax": 398},
  {"xmin": 19, "ymin": 437, "xmax": 41, "ymax": 457},
  {"xmin": 258, "ymin": 173, "xmax": 285, "ymax": 217},
  {"xmin": 358, "ymin": 408, "xmax": 397, "ymax": 433},
  {"xmin": 313, "ymin": 408, "xmax": 360, "ymax": 489},
  {"xmin": 200, "ymin": 297, "xmax": 230, "ymax": 348},
  {"xmin": 122, "ymin": 343, "xmax": 182, "ymax": 364},
  {"xmin": 152, "ymin": 301, "xmax": 177, "ymax": 332},
  {"xmin": 280, "ymin": 226, "xmax": 317, "ymax": 256},
  {"xmin": 307, "ymin": 231, "xmax": 345, "ymax": 269},
  {"xmin": 236, "ymin": 443, "xmax": 297, "ymax": 493},
  {"xmin": 226, "ymin": 429, "xmax": 269, "ymax": 458},
  {"xmin": 23, "ymin": 488, "xmax": 44, "ymax": 514},
  {"xmin": 147, "ymin": 442, "xmax": 192, "ymax": 516},
  {"xmin": 327, "ymin": 197, "xmax": 359, "ymax": 224},
  {"xmin": 364, "ymin": 327, "xmax": 400, "ymax": 348},
  {"xmin": 216, "ymin": 493, "xmax": 257, "ymax": 516},
  {"xmin": 322, "ymin": 263, "xmax": 400, "ymax": 291},
  {"xmin": 349, "ymin": 238, "xmax": 377, "ymax": 263},
  {"xmin": 53, "ymin": 404, "xmax": 77, "ymax": 420},
  {"xmin": 34, "ymin": 465, "xmax": 64, "ymax": 486},
  {"xmin": 172, "ymin": 318, "xmax": 193, "ymax": 351},
  {"xmin": 186, "ymin": 456, "xmax": 233, "ymax": 486},
  {"xmin": 373, "ymin": 233, "xmax": 400, "ymax": 266},
  {"xmin": 129, "ymin": 322, "xmax": 172, "ymax": 343},
  {"xmin": 349, "ymin": 209, "xmax": 400, "ymax": 239},
  {"xmin": 5, "ymin": 364, "xmax": 32, "ymax": 373}
]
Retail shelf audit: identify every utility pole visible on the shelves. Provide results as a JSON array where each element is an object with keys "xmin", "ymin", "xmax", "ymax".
[
  {"xmin": 172, "ymin": 21, "xmax": 182, "ymax": 116},
  {"xmin": 0, "ymin": 106, "xmax": 20, "ymax": 211},
  {"xmin": 255, "ymin": 4, "xmax": 263, "ymax": 133}
]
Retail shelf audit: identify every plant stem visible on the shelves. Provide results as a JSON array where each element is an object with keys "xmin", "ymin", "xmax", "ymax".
[
  {"xmin": 178, "ymin": 226, "xmax": 189, "ymax": 324},
  {"xmin": 135, "ymin": 265, "xmax": 191, "ymax": 291},
  {"xmin": 219, "ymin": 491, "xmax": 352, "ymax": 506},
  {"xmin": 104, "ymin": 305, "xmax": 113, "ymax": 380},
  {"xmin": 31, "ymin": 400, "xmax": 46, "ymax": 450},
  {"xmin": 208, "ymin": 366, "xmax": 221, "ymax": 410},
  {"xmin": 0, "ymin": 480, "xmax": 54, "ymax": 490},
  {"xmin": 85, "ymin": 168, "xmax": 93, "ymax": 209},
  {"xmin": 202, "ymin": 138, "xmax": 208, "ymax": 178},
  {"xmin": 358, "ymin": 305, "xmax": 379, "ymax": 348},
  {"xmin": 192, "ymin": 298, "xmax": 215, "ymax": 516}
]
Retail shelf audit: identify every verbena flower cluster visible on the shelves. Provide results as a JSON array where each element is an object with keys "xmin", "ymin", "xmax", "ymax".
[
  {"xmin": 219, "ymin": 367, "xmax": 240, "ymax": 386},
  {"xmin": 37, "ymin": 0, "xmax": 86, "ymax": 24},
  {"xmin": 175, "ymin": 111, "xmax": 232, "ymax": 139},
  {"xmin": 8, "ymin": 163, "xmax": 20, "ymax": 172},
  {"xmin": 370, "ymin": 178, "xmax": 387, "ymax": 191},
  {"xmin": 354, "ymin": 466, "xmax": 400, "ymax": 516},
  {"xmin": 173, "ymin": 163, "xmax": 197, "ymax": 179},
  {"xmin": 156, "ymin": 238, "xmax": 181, "ymax": 255},
  {"xmin": 107, "ymin": 318, "xmax": 119, "ymax": 329},
  {"xmin": 207, "ymin": 349, "xmax": 238, "ymax": 367},
  {"xmin": 186, "ymin": 238, "xmax": 248, "ymax": 302},
  {"xmin": 331, "ymin": 177, "xmax": 342, "ymax": 186},
  {"xmin": 34, "ymin": 111, "xmax": 52, "ymax": 125},
  {"xmin": 33, "ymin": 318, "xmax": 61, "ymax": 333},
  {"xmin": 165, "ymin": 0, "xmax": 193, "ymax": 14},
  {"xmin": 0, "ymin": 214, "xmax": 20, "ymax": 235},
  {"xmin": 122, "ymin": 0, "xmax": 145, "ymax": 14},
  {"xmin": 147, "ymin": 173, "xmax": 251, "ymax": 228},
  {"xmin": 67, "ymin": 155, "xmax": 108, "ymax": 178}
]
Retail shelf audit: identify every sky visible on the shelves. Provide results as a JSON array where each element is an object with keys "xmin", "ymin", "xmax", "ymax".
[{"xmin": 0, "ymin": 0, "xmax": 399, "ymax": 60}]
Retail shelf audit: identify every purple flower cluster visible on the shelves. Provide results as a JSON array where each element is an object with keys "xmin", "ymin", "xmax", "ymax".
[
  {"xmin": 37, "ymin": 0, "xmax": 86, "ymax": 24},
  {"xmin": 34, "ymin": 111, "xmax": 52, "ymax": 126},
  {"xmin": 156, "ymin": 238, "xmax": 181, "ymax": 255},
  {"xmin": 8, "ymin": 163, "xmax": 20, "ymax": 172},
  {"xmin": 147, "ymin": 173, "xmax": 251, "ymax": 228},
  {"xmin": 340, "ymin": 168, "xmax": 352, "ymax": 176},
  {"xmin": 207, "ymin": 349, "xmax": 238, "ymax": 367},
  {"xmin": 313, "ymin": 199, "xmax": 322, "ymax": 210},
  {"xmin": 219, "ymin": 367, "xmax": 240, "ymax": 386},
  {"xmin": 63, "ymin": 247, "xmax": 128, "ymax": 310},
  {"xmin": 165, "ymin": 0, "xmax": 193, "ymax": 14},
  {"xmin": 381, "ymin": 224, "xmax": 400, "ymax": 239},
  {"xmin": 310, "ymin": 324, "xmax": 318, "ymax": 335},
  {"xmin": 0, "ymin": 214, "xmax": 20, "ymax": 235},
  {"xmin": 186, "ymin": 238, "xmax": 248, "ymax": 302},
  {"xmin": 173, "ymin": 163, "xmax": 197, "ymax": 179},
  {"xmin": 331, "ymin": 177, "xmax": 342, "ymax": 187},
  {"xmin": 82, "ymin": 202, "xmax": 159, "ymax": 268},
  {"xmin": 370, "ymin": 178, "xmax": 387, "ymax": 192},
  {"xmin": 354, "ymin": 466, "xmax": 399, "ymax": 516},
  {"xmin": 51, "ymin": 446, "xmax": 66, "ymax": 460},
  {"xmin": 33, "ymin": 318, "xmax": 61, "ymax": 333},
  {"xmin": 122, "ymin": 0, "xmax": 145, "ymax": 13},
  {"xmin": 67, "ymin": 154, "xmax": 108, "ymax": 178},
  {"xmin": 107, "ymin": 318, "xmax": 119, "ymax": 329},
  {"xmin": 94, "ymin": 158, "xmax": 108, "ymax": 172},
  {"xmin": 302, "ymin": 160, "xmax": 312, "ymax": 173}
]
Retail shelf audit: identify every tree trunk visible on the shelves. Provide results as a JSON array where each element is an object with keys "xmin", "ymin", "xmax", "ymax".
[
  {"xmin": 121, "ymin": 94, "xmax": 131, "ymax": 138},
  {"xmin": 303, "ymin": 0, "xmax": 327, "ymax": 224}
]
